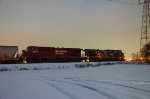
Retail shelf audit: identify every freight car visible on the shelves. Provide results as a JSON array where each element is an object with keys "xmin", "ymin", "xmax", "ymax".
[
  {"xmin": 21, "ymin": 46, "xmax": 83, "ymax": 63},
  {"xmin": 84, "ymin": 49, "xmax": 125, "ymax": 62},
  {"xmin": 0, "ymin": 46, "xmax": 19, "ymax": 64}
]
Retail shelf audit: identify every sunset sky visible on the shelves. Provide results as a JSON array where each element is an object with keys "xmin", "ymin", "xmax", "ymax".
[{"xmin": 0, "ymin": 0, "xmax": 142, "ymax": 57}]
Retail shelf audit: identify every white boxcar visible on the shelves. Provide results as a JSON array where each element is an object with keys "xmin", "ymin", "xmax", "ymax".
[{"xmin": 0, "ymin": 46, "xmax": 18, "ymax": 60}]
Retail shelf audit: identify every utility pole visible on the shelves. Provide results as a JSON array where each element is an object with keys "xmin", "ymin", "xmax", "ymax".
[{"xmin": 139, "ymin": 0, "xmax": 150, "ymax": 55}]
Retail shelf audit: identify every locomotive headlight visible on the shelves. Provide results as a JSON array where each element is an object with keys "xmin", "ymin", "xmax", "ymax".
[{"xmin": 140, "ymin": 57, "xmax": 143, "ymax": 60}]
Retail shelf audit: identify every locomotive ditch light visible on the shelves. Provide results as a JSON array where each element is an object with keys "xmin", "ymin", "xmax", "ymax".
[
  {"xmin": 82, "ymin": 60, "xmax": 85, "ymax": 62},
  {"xmin": 140, "ymin": 57, "xmax": 144, "ymax": 61},
  {"xmin": 23, "ymin": 60, "xmax": 27, "ymax": 64},
  {"xmin": 86, "ymin": 57, "xmax": 89, "ymax": 62}
]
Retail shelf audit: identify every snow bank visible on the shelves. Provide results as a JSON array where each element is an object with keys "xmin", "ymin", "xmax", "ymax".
[{"xmin": 0, "ymin": 61, "xmax": 146, "ymax": 72}]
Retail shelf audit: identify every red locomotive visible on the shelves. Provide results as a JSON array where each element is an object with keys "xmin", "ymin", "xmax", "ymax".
[{"xmin": 22, "ymin": 46, "xmax": 82, "ymax": 63}]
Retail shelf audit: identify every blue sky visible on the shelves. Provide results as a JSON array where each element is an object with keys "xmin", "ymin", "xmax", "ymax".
[{"xmin": 0, "ymin": 0, "xmax": 141, "ymax": 57}]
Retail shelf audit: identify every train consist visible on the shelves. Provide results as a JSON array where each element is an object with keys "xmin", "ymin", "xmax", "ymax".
[{"xmin": 0, "ymin": 46, "xmax": 125, "ymax": 64}]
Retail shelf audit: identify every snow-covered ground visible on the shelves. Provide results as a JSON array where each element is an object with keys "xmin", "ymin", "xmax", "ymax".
[{"xmin": 0, "ymin": 62, "xmax": 150, "ymax": 99}]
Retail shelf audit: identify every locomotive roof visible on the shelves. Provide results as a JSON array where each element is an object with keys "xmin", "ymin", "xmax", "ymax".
[
  {"xmin": 84, "ymin": 49, "xmax": 103, "ymax": 52},
  {"xmin": 0, "ymin": 46, "xmax": 18, "ymax": 59},
  {"xmin": 104, "ymin": 49, "xmax": 122, "ymax": 52},
  {"xmin": 27, "ymin": 46, "xmax": 82, "ymax": 50},
  {"xmin": 0, "ymin": 46, "xmax": 18, "ymax": 47},
  {"xmin": 84, "ymin": 49, "xmax": 122, "ymax": 51},
  {"xmin": 84, "ymin": 49, "xmax": 100, "ymax": 50},
  {"xmin": 27, "ymin": 46, "xmax": 55, "ymax": 49}
]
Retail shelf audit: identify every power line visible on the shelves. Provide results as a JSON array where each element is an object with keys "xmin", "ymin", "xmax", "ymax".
[{"xmin": 107, "ymin": 0, "xmax": 138, "ymax": 5}]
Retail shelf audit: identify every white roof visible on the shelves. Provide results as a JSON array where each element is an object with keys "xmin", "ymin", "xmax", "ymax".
[{"xmin": 0, "ymin": 46, "xmax": 18, "ymax": 59}]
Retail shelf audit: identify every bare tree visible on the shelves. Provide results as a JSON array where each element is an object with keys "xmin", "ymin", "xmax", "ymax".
[{"xmin": 141, "ymin": 42, "xmax": 150, "ymax": 62}]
